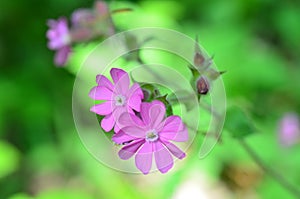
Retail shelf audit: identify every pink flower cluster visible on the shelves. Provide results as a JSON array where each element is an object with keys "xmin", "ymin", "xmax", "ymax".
[
  {"xmin": 46, "ymin": 18, "xmax": 72, "ymax": 66},
  {"xmin": 46, "ymin": 1, "xmax": 114, "ymax": 67},
  {"xmin": 89, "ymin": 68, "xmax": 188, "ymax": 174}
]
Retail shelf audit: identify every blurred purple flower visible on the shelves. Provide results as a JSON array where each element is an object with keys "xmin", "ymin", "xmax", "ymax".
[
  {"xmin": 71, "ymin": 9, "xmax": 95, "ymax": 27},
  {"xmin": 70, "ymin": 9, "xmax": 95, "ymax": 42},
  {"xmin": 93, "ymin": 1, "xmax": 115, "ymax": 36},
  {"xmin": 54, "ymin": 46, "xmax": 71, "ymax": 66},
  {"xmin": 47, "ymin": 17, "xmax": 71, "ymax": 50},
  {"xmin": 112, "ymin": 100, "xmax": 188, "ymax": 174},
  {"xmin": 278, "ymin": 113, "xmax": 300, "ymax": 147},
  {"xmin": 46, "ymin": 17, "xmax": 71, "ymax": 66},
  {"xmin": 89, "ymin": 68, "xmax": 144, "ymax": 132},
  {"xmin": 70, "ymin": 1, "xmax": 115, "ymax": 42}
]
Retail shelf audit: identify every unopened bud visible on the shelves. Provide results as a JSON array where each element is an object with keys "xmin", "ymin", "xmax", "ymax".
[
  {"xmin": 197, "ymin": 76, "xmax": 210, "ymax": 95},
  {"xmin": 194, "ymin": 52, "xmax": 205, "ymax": 67}
]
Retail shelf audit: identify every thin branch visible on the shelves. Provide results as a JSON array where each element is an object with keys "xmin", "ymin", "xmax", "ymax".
[
  {"xmin": 239, "ymin": 139, "xmax": 300, "ymax": 198},
  {"xmin": 111, "ymin": 8, "xmax": 133, "ymax": 14}
]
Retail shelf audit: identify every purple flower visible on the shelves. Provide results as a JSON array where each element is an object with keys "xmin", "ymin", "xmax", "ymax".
[
  {"xmin": 93, "ymin": 1, "xmax": 115, "ymax": 36},
  {"xmin": 112, "ymin": 100, "xmax": 188, "ymax": 174},
  {"xmin": 54, "ymin": 46, "xmax": 71, "ymax": 66},
  {"xmin": 46, "ymin": 17, "xmax": 72, "ymax": 66},
  {"xmin": 47, "ymin": 17, "xmax": 71, "ymax": 50},
  {"xmin": 71, "ymin": 9, "xmax": 95, "ymax": 27},
  {"xmin": 70, "ymin": 1, "xmax": 115, "ymax": 43},
  {"xmin": 70, "ymin": 9, "xmax": 95, "ymax": 42},
  {"xmin": 278, "ymin": 113, "xmax": 300, "ymax": 147},
  {"xmin": 89, "ymin": 68, "xmax": 144, "ymax": 132}
]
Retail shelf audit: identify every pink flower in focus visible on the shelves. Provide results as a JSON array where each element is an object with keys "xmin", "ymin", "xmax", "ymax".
[
  {"xmin": 278, "ymin": 113, "xmax": 300, "ymax": 147},
  {"xmin": 89, "ymin": 68, "xmax": 144, "ymax": 132},
  {"xmin": 46, "ymin": 17, "xmax": 71, "ymax": 66},
  {"xmin": 112, "ymin": 100, "xmax": 188, "ymax": 174}
]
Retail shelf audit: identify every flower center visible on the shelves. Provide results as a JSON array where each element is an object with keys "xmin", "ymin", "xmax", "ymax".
[
  {"xmin": 61, "ymin": 34, "xmax": 71, "ymax": 45},
  {"xmin": 146, "ymin": 130, "xmax": 159, "ymax": 142},
  {"xmin": 114, "ymin": 95, "xmax": 126, "ymax": 106}
]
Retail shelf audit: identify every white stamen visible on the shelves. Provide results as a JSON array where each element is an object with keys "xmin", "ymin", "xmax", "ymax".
[
  {"xmin": 146, "ymin": 130, "xmax": 159, "ymax": 142},
  {"xmin": 114, "ymin": 95, "xmax": 126, "ymax": 106}
]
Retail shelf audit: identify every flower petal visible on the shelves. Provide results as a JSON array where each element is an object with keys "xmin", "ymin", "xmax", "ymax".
[
  {"xmin": 47, "ymin": 17, "xmax": 70, "ymax": 50},
  {"xmin": 128, "ymin": 94, "xmax": 142, "ymax": 112},
  {"xmin": 140, "ymin": 102, "xmax": 152, "ymax": 125},
  {"xmin": 112, "ymin": 130, "xmax": 136, "ymax": 144},
  {"xmin": 90, "ymin": 101, "xmax": 113, "ymax": 115},
  {"xmin": 118, "ymin": 139, "xmax": 145, "ymax": 160},
  {"xmin": 114, "ymin": 73, "xmax": 130, "ymax": 95},
  {"xmin": 128, "ymin": 83, "xmax": 144, "ymax": 98},
  {"xmin": 96, "ymin": 75, "xmax": 113, "ymax": 91},
  {"xmin": 149, "ymin": 101, "xmax": 166, "ymax": 128},
  {"xmin": 154, "ymin": 141, "xmax": 173, "ymax": 174},
  {"xmin": 121, "ymin": 126, "xmax": 145, "ymax": 138},
  {"xmin": 140, "ymin": 101, "xmax": 165, "ymax": 127},
  {"xmin": 135, "ymin": 142, "xmax": 153, "ymax": 174},
  {"xmin": 57, "ymin": 18, "xmax": 69, "ymax": 34},
  {"xmin": 89, "ymin": 86, "xmax": 113, "ymax": 100},
  {"xmin": 46, "ymin": 29, "xmax": 56, "ymax": 40},
  {"xmin": 110, "ymin": 68, "xmax": 129, "ymax": 84},
  {"xmin": 161, "ymin": 116, "xmax": 184, "ymax": 132},
  {"xmin": 118, "ymin": 112, "xmax": 145, "ymax": 129},
  {"xmin": 160, "ymin": 126, "xmax": 188, "ymax": 142},
  {"xmin": 54, "ymin": 46, "xmax": 71, "ymax": 66},
  {"xmin": 161, "ymin": 140, "xmax": 186, "ymax": 159},
  {"xmin": 94, "ymin": 1, "xmax": 109, "ymax": 17},
  {"xmin": 112, "ymin": 107, "xmax": 130, "ymax": 132},
  {"xmin": 114, "ymin": 124, "xmax": 121, "ymax": 134},
  {"xmin": 101, "ymin": 113, "xmax": 115, "ymax": 132},
  {"xmin": 71, "ymin": 9, "xmax": 94, "ymax": 26}
]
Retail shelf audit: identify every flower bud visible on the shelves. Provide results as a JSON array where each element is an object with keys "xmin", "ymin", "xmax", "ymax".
[
  {"xmin": 196, "ymin": 76, "xmax": 210, "ymax": 95},
  {"xmin": 194, "ymin": 52, "xmax": 205, "ymax": 67}
]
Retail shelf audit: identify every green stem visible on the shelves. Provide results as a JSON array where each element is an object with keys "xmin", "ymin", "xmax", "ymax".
[
  {"xmin": 111, "ymin": 8, "xmax": 133, "ymax": 14},
  {"xmin": 239, "ymin": 139, "xmax": 300, "ymax": 198}
]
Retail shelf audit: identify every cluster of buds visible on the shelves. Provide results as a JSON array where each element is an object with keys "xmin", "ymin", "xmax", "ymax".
[
  {"xmin": 46, "ymin": 1, "xmax": 131, "ymax": 66},
  {"xmin": 89, "ymin": 68, "xmax": 188, "ymax": 174},
  {"xmin": 191, "ymin": 36, "xmax": 225, "ymax": 96}
]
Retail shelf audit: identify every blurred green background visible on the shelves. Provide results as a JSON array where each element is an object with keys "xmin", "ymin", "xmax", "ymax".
[{"xmin": 1, "ymin": 0, "xmax": 300, "ymax": 198}]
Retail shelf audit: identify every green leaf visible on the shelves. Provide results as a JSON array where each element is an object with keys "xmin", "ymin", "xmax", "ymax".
[
  {"xmin": 224, "ymin": 106, "xmax": 256, "ymax": 138},
  {"xmin": 0, "ymin": 140, "xmax": 20, "ymax": 178}
]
